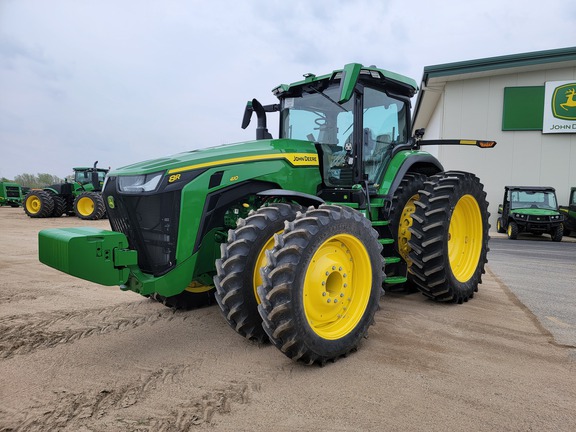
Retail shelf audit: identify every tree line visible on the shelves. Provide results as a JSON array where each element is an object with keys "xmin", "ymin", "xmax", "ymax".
[{"xmin": 0, "ymin": 173, "xmax": 64, "ymax": 189}]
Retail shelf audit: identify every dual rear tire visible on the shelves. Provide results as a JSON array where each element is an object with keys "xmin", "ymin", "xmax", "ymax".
[{"xmin": 408, "ymin": 171, "xmax": 490, "ymax": 304}]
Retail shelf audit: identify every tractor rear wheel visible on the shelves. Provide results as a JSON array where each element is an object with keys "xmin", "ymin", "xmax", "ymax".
[
  {"xmin": 408, "ymin": 171, "xmax": 490, "ymax": 304},
  {"xmin": 74, "ymin": 192, "xmax": 106, "ymax": 220},
  {"xmin": 258, "ymin": 205, "xmax": 383, "ymax": 365},
  {"xmin": 23, "ymin": 190, "xmax": 54, "ymax": 218},
  {"xmin": 507, "ymin": 221, "xmax": 518, "ymax": 240},
  {"xmin": 152, "ymin": 282, "xmax": 215, "ymax": 310},
  {"xmin": 214, "ymin": 203, "xmax": 303, "ymax": 343},
  {"xmin": 388, "ymin": 173, "xmax": 427, "ymax": 291}
]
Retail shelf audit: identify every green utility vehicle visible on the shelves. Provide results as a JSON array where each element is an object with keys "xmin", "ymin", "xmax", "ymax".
[
  {"xmin": 496, "ymin": 186, "xmax": 564, "ymax": 241},
  {"xmin": 24, "ymin": 162, "xmax": 108, "ymax": 220},
  {"xmin": 559, "ymin": 187, "xmax": 576, "ymax": 236},
  {"xmin": 38, "ymin": 64, "xmax": 495, "ymax": 365},
  {"xmin": 0, "ymin": 181, "xmax": 25, "ymax": 207}
]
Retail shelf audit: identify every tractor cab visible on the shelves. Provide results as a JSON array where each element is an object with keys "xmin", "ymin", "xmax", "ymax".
[
  {"xmin": 73, "ymin": 162, "xmax": 109, "ymax": 191},
  {"xmin": 242, "ymin": 64, "xmax": 418, "ymax": 204}
]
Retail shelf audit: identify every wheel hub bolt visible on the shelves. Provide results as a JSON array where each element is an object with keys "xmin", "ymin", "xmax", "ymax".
[{"xmin": 322, "ymin": 292, "xmax": 327, "ymax": 296}]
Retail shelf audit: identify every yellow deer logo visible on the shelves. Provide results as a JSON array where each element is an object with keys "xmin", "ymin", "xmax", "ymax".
[{"xmin": 560, "ymin": 88, "xmax": 576, "ymax": 111}]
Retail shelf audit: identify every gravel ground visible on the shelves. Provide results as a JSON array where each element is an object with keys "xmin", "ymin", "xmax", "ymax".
[{"xmin": 0, "ymin": 207, "xmax": 575, "ymax": 431}]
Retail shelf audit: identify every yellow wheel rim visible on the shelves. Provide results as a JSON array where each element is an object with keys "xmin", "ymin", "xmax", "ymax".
[
  {"xmin": 26, "ymin": 195, "xmax": 41, "ymax": 214},
  {"xmin": 76, "ymin": 196, "xmax": 94, "ymax": 216},
  {"xmin": 497, "ymin": 219, "xmax": 501, "ymax": 232},
  {"xmin": 448, "ymin": 195, "xmax": 482, "ymax": 282},
  {"xmin": 303, "ymin": 234, "xmax": 372, "ymax": 340},
  {"xmin": 398, "ymin": 193, "xmax": 419, "ymax": 264},
  {"xmin": 252, "ymin": 231, "xmax": 281, "ymax": 305},
  {"xmin": 185, "ymin": 281, "xmax": 213, "ymax": 294},
  {"xmin": 507, "ymin": 225, "xmax": 512, "ymax": 237}
]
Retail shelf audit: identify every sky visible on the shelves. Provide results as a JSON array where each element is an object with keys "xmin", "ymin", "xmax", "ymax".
[{"xmin": 1, "ymin": 0, "xmax": 575, "ymax": 180}]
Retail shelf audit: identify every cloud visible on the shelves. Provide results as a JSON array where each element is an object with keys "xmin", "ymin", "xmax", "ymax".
[{"xmin": 0, "ymin": 0, "xmax": 574, "ymax": 179}]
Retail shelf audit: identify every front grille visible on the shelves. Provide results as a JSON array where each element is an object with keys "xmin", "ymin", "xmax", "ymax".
[
  {"xmin": 104, "ymin": 177, "xmax": 181, "ymax": 276},
  {"xmin": 5, "ymin": 186, "xmax": 20, "ymax": 198},
  {"xmin": 528, "ymin": 215, "xmax": 550, "ymax": 222}
]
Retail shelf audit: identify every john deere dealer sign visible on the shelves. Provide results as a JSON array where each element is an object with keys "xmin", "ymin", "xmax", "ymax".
[{"xmin": 543, "ymin": 81, "xmax": 576, "ymax": 133}]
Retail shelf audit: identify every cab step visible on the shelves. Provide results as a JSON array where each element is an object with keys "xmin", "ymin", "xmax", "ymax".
[
  {"xmin": 384, "ymin": 256, "xmax": 401, "ymax": 264},
  {"xmin": 371, "ymin": 220, "xmax": 389, "ymax": 226},
  {"xmin": 384, "ymin": 276, "xmax": 407, "ymax": 284}
]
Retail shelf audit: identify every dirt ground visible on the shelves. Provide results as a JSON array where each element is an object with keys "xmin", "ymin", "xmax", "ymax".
[{"xmin": 0, "ymin": 207, "xmax": 575, "ymax": 432}]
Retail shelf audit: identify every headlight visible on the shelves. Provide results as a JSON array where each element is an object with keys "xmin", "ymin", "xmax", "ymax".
[
  {"xmin": 513, "ymin": 213, "xmax": 525, "ymax": 219},
  {"xmin": 118, "ymin": 172, "xmax": 163, "ymax": 193}
]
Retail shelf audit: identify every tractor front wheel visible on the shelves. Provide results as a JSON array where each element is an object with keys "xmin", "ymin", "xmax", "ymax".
[
  {"xmin": 74, "ymin": 192, "xmax": 106, "ymax": 220},
  {"xmin": 23, "ymin": 190, "xmax": 54, "ymax": 218},
  {"xmin": 214, "ymin": 203, "xmax": 303, "ymax": 343},
  {"xmin": 258, "ymin": 205, "xmax": 383, "ymax": 365},
  {"xmin": 152, "ymin": 282, "xmax": 215, "ymax": 310},
  {"xmin": 408, "ymin": 171, "xmax": 490, "ymax": 304},
  {"xmin": 507, "ymin": 221, "xmax": 518, "ymax": 240}
]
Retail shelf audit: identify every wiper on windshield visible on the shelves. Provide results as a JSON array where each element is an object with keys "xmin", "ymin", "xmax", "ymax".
[{"xmin": 309, "ymin": 87, "xmax": 348, "ymax": 112}]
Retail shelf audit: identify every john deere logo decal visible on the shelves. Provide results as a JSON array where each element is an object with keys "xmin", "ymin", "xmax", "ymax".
[{"xmin": 552, "ymin": 83, "xmax": 576, "ymax": 120}]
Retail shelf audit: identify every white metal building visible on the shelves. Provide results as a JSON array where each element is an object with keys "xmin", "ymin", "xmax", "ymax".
[{"xmin": 413, "ymin": 47, "xmax": 576, "ymax": 229}]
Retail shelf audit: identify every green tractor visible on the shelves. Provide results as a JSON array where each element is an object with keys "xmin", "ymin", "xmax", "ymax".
[
  {"xmin": 559, "ymin": 187, "xmax": 576, "ymax": 237},
  {"xmin": 0, "ymin": 181, "xmax": 25, "ymax": 207},
  {"xmin": 38, "ymin": 64, "xmax": 495, "ymax": 365},
  {"xmin": 496, "ymin": 186, "xmax": 564, "ymax": 241},
  {"xmin": 23, "ymin": 162, "xmax": 108, "ymax": 220}
]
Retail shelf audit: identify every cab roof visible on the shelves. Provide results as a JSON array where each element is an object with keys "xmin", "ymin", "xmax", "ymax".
[{"xmin": 272, "ymin": 63, "xmax": 419, "ymax": 101}]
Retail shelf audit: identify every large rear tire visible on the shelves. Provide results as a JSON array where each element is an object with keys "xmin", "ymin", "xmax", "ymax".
[
  {"xmin": 23, "ymin": 190, "xmax": 54, "ymax": 218},
  {"xmin": 258, "ymin": 205, "xmax": 383, "ymax": 365},
  {"xmin": 408, "ymin": 171, "xmax": 490, "ymax": 304},
  {"xmin": 388, "ymin": 173, "xmax": 427, "ymax": 291},
  {"xmin": 74, "ymin": 192, "xmax": 106, "ymax": 220},
  {"xmin": 214, "ymin": 203, "xmax": 303, "ymax": 343}
]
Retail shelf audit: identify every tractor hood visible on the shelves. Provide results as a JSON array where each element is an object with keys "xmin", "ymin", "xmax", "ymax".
[{"xmin": 108, "ymin": 139, "xmax": 318, "ymax": 177}]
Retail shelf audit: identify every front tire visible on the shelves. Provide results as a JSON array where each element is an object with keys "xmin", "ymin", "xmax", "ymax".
[
  {"xmin": 214, "ymin": 203, "xmax": 303, "ymax": 343},
  {"xmin": 23, "ymin": 190, "xmax": 54, "ymax": 218},
  {"xmin": 50, "ymin": 195, "xmax": 67, "ymax": 217},
  {"xmin": 152, "ymin": 282, "xmax": 215, "ymax": 310},
  {"xmin": 507, "ymin": 221, "xmax": 518, "ymax": 240},
  {"xmin": 258, "ymin": 205, "xmax": 383, "ymax": 365},
  {"xmin": 408, "ymin": 171, "xmax": 490, "ymax": 304}
]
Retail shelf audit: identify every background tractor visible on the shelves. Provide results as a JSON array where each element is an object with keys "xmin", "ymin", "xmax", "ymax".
[
  {"xmin": 559, "ymin": 187, "xmax": 576, "ymax": 237},
  {"xmin": 496, "ymin": 186, "xmax": 564, "ymax": 241},
  {"xmin": 39, "ymin": 64, "xmax": 495, "ymax": 365},
  {"xmin": 0, "ymin": 181, "xmax": 26, "ymax": 207},
  {"xmin": 23, "ymin": 162, "xmax": 108, "ymax": 220}
]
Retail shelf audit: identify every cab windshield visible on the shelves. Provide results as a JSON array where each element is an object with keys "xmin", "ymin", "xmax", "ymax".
[
  {"xmin": 75, "ymin": 170, "xmax": 107, "ymax": 185},
  {"xmin": 279, "ymin": 84, "xmax": 408, "ymax": 186},
  {"xmin": 510, "ymin": 190, "xmax": 558, "ymax": 210}
]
